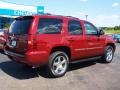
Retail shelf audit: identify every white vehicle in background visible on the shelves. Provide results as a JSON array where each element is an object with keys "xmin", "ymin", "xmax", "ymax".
[{"xmin": 0, "ymin": 29, "xmax": 4, "ymax": 36}]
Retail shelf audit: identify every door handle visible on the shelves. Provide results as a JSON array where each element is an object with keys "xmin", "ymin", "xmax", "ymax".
[
  {"xmin": 67, "ymin": 37, "xmax": 75, "ymax": 41},
  {"xmin": 87, "ymin": 38, "xmax": 92, "ymax": 41}
]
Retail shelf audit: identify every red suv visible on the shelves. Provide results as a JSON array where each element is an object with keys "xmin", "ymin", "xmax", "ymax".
[{"xmin": 5, "ymin": 15, "xmax": 116, "ymax": 77}]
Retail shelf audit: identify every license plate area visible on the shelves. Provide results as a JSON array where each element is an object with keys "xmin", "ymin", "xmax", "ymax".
[{"xmin": 11, "ymin": 40, "xmax": 16, "ymax": 47}]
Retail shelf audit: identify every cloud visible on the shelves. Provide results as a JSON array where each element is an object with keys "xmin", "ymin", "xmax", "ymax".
[
  {"xmin": 80, "ymin": 0, "xmax": 88, "ymax": 2},
  {"xmin": 91, "ymin": 15, "xmax": 120, "ymax": 27},
  {"xmin": 112, "ymin": 2, "xmax": 119, "ymax": 7},
  {"xmin": 66, "ymin": 12, "xmax": 87, "ymax": 19},
  {"xmin": 96, "ymin": 15, "xmax": 120, "ymax": 21},
  {"xmin": 55, "ymin": 10, "xmax": 120, "ymax": 27}
]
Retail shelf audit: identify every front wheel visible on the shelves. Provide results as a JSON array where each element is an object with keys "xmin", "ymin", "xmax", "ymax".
[
  {"xmin": 48, "ymin": 51, "xmax": 69, "ymax": 77},
  {"xmin": 102, "ymin": 45, "xmax": 114, "ymax": 63}
]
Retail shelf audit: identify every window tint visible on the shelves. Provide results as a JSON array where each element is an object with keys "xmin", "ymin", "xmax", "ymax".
[
  {"xmin": 37, "ymin": 18, "xmax": 63, "ymax": 34},
  {"xmin": 9, "ymin": 16, "xmax": 33, "ymax": 35},
  {"xmin": 84, "ymin": 22, "xmax": 98, "ymax": 35},
  {"xmin": 68, "ymin": 20, "xmax": 82, "ymax": 35}
]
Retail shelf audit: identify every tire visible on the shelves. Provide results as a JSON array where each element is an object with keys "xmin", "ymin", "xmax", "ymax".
[
  {"xmin": 102, "ymin": 45, "xmax": 114, "ymax": 63},
  {"xmin": 48, "ymin": 51, "xmax": 69, "ymax": 78}
]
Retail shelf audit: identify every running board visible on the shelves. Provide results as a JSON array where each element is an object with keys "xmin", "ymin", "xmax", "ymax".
[{"xmin": 71, "ymin": 56, "xmax": 102, "ymax": 64}]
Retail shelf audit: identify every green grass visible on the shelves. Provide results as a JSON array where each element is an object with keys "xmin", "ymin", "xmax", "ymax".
[{"xmin": 103, "ymin": 29, "xmax": 120, "ymax": 34}]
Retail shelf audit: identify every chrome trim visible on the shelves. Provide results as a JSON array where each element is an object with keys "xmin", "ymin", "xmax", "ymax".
[
  {"xmin": 75, "ymin": 48, "xmax": 86, "ymax": 51},
  {"xmin": 86, "ymin": 47, "xmax": 103, "ymax": 50},
  {"xmin": 75, "ymin": 47, "xmax": 103, "ymax": 51}
]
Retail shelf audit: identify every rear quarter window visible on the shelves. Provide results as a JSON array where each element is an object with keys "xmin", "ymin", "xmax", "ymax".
[
  {"xmin": 68, "ymin": 20, "xmax": 83, "ymax": 35},
  {"xmin": 37, "ymin": 18, "xmax": 63, "ymax": 34}
]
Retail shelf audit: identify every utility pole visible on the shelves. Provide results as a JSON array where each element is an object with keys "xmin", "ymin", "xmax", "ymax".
[{"xmin": 85, "ymin": 15, "xmax": 88, "ymax": 21}]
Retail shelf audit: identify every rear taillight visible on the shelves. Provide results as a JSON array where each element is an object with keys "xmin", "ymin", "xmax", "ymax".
[
  {"xmin": 28, "ymin": 35, "xmax": 37, "ymax": 50},
  {"xmin": 4, "ymin": 30, "xmax": 8, "ymax": 42}
]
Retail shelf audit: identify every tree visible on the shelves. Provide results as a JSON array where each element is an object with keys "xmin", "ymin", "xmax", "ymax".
[
  {"xmin": 114, "ymin": 25, "xmax": 120, "ymax": 30},
  {"xmin": 4, "ymin": 23, "xmax": 10, "ymax": 29}
]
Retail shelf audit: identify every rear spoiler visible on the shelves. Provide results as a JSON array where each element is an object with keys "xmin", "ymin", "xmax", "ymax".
[{"xmin": 15, "ymin": 16, "xmax": 33, "ymax": 20}]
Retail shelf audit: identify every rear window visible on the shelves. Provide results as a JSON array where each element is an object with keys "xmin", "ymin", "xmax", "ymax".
[
  {"xmin": 9, "ymin": 16, "xmax": 33, "ymax": 35},
  {"xmin": 37, "ymin": 18, "xmax": 63, "ymax": 34}
]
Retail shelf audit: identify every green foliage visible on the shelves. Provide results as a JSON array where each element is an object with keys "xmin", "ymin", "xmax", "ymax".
[
  {"xmin": 4, "ymin": 23, "xmax": 10, "ymax": 29},
  {"xmin": 102, "ymin": 25, "xmax": 120, "ymax": 34},
  {"xmin": 114, "ymin": 25, "xmax": 120, "ymax": 30}
]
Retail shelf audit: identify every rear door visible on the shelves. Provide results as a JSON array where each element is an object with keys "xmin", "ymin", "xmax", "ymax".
[
  {"xmin": 67, "ymin": 20, "xmax": 86, "ymax": 60},
  {"xmin": 35, "ymin": 17, "xmax": 63, "ymax": 52},
  {"xmin": 6, "ymin": 16, "xmax": 33, "ymax": 54},
  {"xmin": 84, "ymin": 21, "xmax": 104, "ymax": 57}
]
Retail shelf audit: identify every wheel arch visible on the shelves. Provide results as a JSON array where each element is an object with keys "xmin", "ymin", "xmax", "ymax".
[
  {"xmin": 50, "ymin": 46, "xmax": 71, "ymax": 60},
  {"xmin": 106, "ymin": 43, "xmax": 116, "ymax": 52}
]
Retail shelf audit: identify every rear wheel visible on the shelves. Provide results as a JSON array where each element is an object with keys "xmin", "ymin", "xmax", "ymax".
[
  {"xmin": 48, "ymin": 51, "xmax": 69, "ymax": 77},
  {"xmin": 102, "ymin": 45, "xmax": 114, "ymax": 63}
]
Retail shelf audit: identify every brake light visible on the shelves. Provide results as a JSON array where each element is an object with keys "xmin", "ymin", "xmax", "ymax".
[
  {"xmin": 28, "ymin": 35, "xmax": 37, "ymax": 50},
  {"xmin": 28, "ymin": 41, "xmax": 32, "ymax": 44}
]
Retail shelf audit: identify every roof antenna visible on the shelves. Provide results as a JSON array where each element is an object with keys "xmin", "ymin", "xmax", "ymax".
[{"xmin": 85, "ymin": 15, "xmax": 88, "ymax": 21}]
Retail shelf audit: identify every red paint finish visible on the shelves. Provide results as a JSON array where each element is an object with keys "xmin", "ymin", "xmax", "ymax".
[{"xmin": 5, "ymin": 15, "xmax": 115, "ymax": 67}]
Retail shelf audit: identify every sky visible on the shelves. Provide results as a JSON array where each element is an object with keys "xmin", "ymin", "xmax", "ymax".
[{"xmin": 0, "ymin": 0, "xmax": 120, "ymax": 27}]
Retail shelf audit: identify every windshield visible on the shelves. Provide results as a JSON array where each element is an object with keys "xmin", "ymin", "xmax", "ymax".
[{"xmin": 9, "ymin": 16, "xmax": 33, "ymax": 35}]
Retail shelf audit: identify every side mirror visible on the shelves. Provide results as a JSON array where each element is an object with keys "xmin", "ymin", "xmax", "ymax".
[{"xmin": 98, "ymin": 28, "xmax": 105, "ymax": 36}]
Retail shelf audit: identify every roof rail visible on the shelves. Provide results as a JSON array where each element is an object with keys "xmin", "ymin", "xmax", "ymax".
[
  {"xmin": 66, "ymin": 16, "xmax": 79, "ymax": 19},
  {"xmin": 42, "ymin": 13, "xmax": 63, "ymax": 17},
  {"xmin": 43, "ymin": 13, "xmax": 52, "ymax": 15},
  {"xmin": 66, "ymin": 16, "xmax": 73, "ymax": 17}
]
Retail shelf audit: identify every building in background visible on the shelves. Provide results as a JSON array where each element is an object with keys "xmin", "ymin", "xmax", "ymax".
[{"xmin": 0, "ymin": 1, "xmax": 44, "ymax": 29}]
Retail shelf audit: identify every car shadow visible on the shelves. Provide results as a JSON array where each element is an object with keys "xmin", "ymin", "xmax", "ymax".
[
  {"xmin": 0, "ymin": 50, "xmax": 4, "ymax": 54},
  {"xmin": 0, "ymin": 60, "xmax": 97, "ymax": 80},
  {"xmin": 0, "ymin": 61, "xmax": 49, "ymax": 79}
]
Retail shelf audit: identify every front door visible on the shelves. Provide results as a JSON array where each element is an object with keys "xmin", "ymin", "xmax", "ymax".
[{"xmin": 84, "ymin": 22, "xmax": 104, "ymax": 57}]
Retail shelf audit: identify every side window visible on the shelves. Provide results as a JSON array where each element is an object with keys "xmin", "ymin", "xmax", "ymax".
[
  {"xmin": 84, "ymin": 22, "xmax": 98, "ymax": 35},
  {"xmin": 37, "ymin": 18, "xmax": 63, "ymax": 34},
  {"xmin": 68, "ymin": 20, "xmax": 82, "ymax": 35}
]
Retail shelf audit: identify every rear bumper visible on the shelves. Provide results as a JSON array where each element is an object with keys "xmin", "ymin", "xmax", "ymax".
[{"xmin": 5, "ymin": 50, "xmax": 49, "ymax": 67}]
